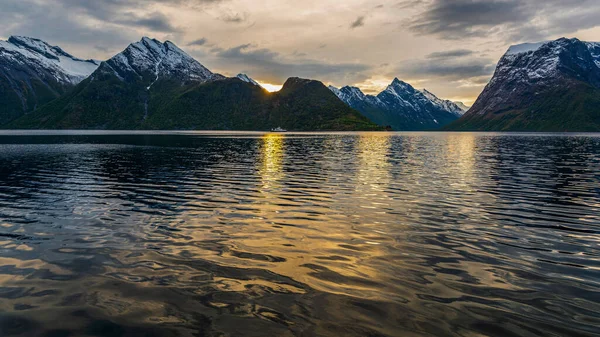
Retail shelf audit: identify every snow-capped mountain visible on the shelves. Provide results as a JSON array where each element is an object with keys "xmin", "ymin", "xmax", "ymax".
[
  {"xmin": 329, "ymin": 78, "xmax": 467, "ymax": 130},
  {"xmin": 236, "ymin": 73, "xmax": 260, "ymax": 86},
  {"xmin": 421, "ymin": 89, "xmax": 467, "ymax": 116},
  {"xmin": 453, "ymin": 101, "xmax": 470, "ymax": 112},
  {"xmin": 94, "ymin": 37, "xmax": 223, "ymax": 86},
  {"xmin": 1, "ymin": 36, "xmax": 99, "ymax": 84},
  {"xmin": 0, "ymin": 36, "xmax": 100, "ymax": 122},
  {"xmin": 450, "ymin": 37, "xmax": 600, "ymax": 131}
]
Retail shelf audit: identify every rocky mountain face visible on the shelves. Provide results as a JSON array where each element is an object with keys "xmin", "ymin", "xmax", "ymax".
[
  {"xmin": 329, "ymin": 78, "xmax": 467, "ymax": 130},
  {"xmin": 10, "ymin": 37, "xmax": 229, "ymax": 129},
  {"xmin": 94, "ymin": 37, "xmax": 223, "ymax": 87},
  {"xmin": 137, "ymin": 76, "xmax": 382, "ymax": 131},
  {"xmin": 0, "ymin": 36, "xmax": 99, "ymax": 123},
  {"xmin": 236, "ymin": 73, "xmax": 260, "ymax": 86},
  {"xmin": 10, "ymin": 37, "xmax": 380, "ymax": 131},
  {"xmin": 449, "ymin": 38, "xmax": 600, "ymax": 131}
]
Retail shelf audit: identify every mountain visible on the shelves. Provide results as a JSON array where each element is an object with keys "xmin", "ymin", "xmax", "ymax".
[
  {"xmin": 329, "ymin": 78, "xmax": 467, "ymax": 130},
  {"xmin": 97, "ymin": 37, "xmax": 224, "ymax": 86},
  {"xmin": 10, "ymin": 38, "xmax": 380, "ymax": 131},
  {"xmin": 448, "ymin": 38, "xmax": 600, "ymax": 131},
  {"xmin": 140, "ymin": 76, "xmax": 381, "ymax": 131},
  {"xmin": 453, "ymin": 101, "xmax": 470, "ymax": 112},
  {"xmin": 0, "ymin": 36, "xmax": 99, "ymax": 123},
  {"xmin": 236, "ymin": 73, "xmax": 260, "ymax": 86}
]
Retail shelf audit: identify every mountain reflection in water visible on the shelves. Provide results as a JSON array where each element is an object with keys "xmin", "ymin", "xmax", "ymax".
[{"xmin": 0, "ymin": 131, "xmax": 599, "ymax": 337}]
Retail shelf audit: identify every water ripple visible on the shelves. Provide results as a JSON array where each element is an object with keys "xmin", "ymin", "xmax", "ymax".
[{"xmin": 0, "ymin": 132, "xmax": 599, "ymax": 336}]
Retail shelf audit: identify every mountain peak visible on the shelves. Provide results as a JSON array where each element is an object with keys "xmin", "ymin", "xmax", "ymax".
[
  {"xmin": 505, "ymin": 37, "xmax": 596, "ymax": 57},
  {"xmin": 101, "ymin": 37, "xmax": 216, "ymax": 85},
  {"xmin": 282, "ymin": 77, "xmax": 316, "ymax": 87},
  {"xmin": 0, "ymin": 36, "xmax": 101, "ymax": 121},
  {"xmin": 330, "ymin": 78, "xmax": 465, "ymax": 130},
  {"xmin": 236, "ymin": 73, "xmax": 260, "ymax": 86},
  {"xmin": 450, "ymin": 36, "xmax": 600, "ymax": 131},
  {"xmin": 385, "ymin": 77, "xmax": 416, "ymax": 96},
  {"xmin": 0, "ymin": 35, "xmax": 100, "ymax": 83},
  {"xmin": 390, "ymin": 78, "xmax": 414, "ymax": 89},
  {"xmin": 7, "ymin": 36, "xmax": 72, "ymax": 61},
  {"xmin": 141, "ymin": 36, "xmax": 160, "ymax": 43}
]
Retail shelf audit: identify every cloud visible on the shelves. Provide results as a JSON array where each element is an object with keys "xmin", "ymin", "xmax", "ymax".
[
  {"xmin": 350, "ymin": 16, "xmax": 366, "ymax": 29},
  {"xmin": 395, "ymin": 56, "xmax": 495, "ymax": 82},
  {"xmin": 426, "ymin": 49, "xmax": 474, "ymax": 59},
  {"xmin": 404, "ymin": 48, "xmax": 490, "ymax": 81},
  {"xmin": 219, "ymin": 11, "xmax": 249, "ymax": 23},
  {"xmin": 408, "ymin": 0, "xmax": 528, "ymax": 39},
  {"xmin": 210, "ymin": 43, "xmax": 371, "ymax": 84},
  {"xmin": 395, "ymin": 0, "xmax": 425, "ymax": 9},
  {"xmin": 0, "ymin": 0, "xmax": 225, "ymax": 45},
  {"xmin": 119, "ymin": 12, "xmax": 180, "ymax": 32},
  {"xmin": 0, "ymin": 0, "xmax": 137, "ymax": 50},
  {"xmin": 406, "ymin": 0, "xmax": 600, "ymax": 41},
  {"xmin": 187, "ymin": 38, "xmax": 208, "ymax": 46}
]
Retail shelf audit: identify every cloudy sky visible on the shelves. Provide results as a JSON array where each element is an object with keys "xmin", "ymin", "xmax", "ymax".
[{"xmin": 1, "ymin": 0, "xmax": 599, "ymax": 104}]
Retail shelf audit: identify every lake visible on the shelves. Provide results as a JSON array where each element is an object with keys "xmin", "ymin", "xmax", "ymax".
[{"xmin": 0, "ymin": 131, "xmax": 599, "ymax": 337}]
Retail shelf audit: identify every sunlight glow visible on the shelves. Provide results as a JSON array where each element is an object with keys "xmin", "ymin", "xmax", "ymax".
[
  {"xmin": 260, "ymin": 133, "xmax": 285, "ymax": 189},
  {"xmin": 259, "ymin": 82, "xmax": 283, "ymax": 92}
]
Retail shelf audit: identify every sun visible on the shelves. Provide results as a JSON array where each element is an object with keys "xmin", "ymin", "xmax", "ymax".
[{"xmin": 258, "ymin": 82, "xmax": 283, "ymax": 93}]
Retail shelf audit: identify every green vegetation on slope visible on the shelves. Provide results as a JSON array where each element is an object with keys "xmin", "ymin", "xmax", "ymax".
[
  {"xmin": 0, "ymin": 74, "xmax": 66, "ymax": 124},
  {"xmin": 10, "ymin": 76, "xmax": 382, "ymax": 131},
  {"xmin": 447, "ymin": 82, "xmax": 600, "ymax": 132}
]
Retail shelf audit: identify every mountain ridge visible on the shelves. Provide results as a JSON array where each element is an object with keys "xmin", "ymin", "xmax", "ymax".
[
  {"xmin": 8, "ymin": 37, "xmax": 381, "ymax": 131},
  {"xmin": 0, "ymin": 36, "xmax": 100, "ymax": 123},
  {"xmin": 448, "ymin": 37, "xmax": 600, "ymax": 131},
  {"xmin": 329, "ymin": 78, "xmax": 467, "ymax": 130}
]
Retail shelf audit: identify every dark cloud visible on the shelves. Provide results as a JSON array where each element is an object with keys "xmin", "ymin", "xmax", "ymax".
[
  {"xmin": 220, "ymin": 12, "xmax": 248, "ymax": 23},
  {"xmin": 408, "ymin": 0, "xmax": 528, "ymax": 39},
  {"xmin": 406, "ymin": 0, "xmax": 600, "ymax": 41},
  {"xmin": 0, "ymin": 0, "xmax": 241, "ymax": 64},
  {"xmin": 187, "ymin": 38, "xmax": 208, "ymax": 46},
  {"xmin": 211, "ymin": 43, "xmax": 371, "ymax": 84},
  {"xmin": 350, "ymin": 16, "xmax": 366, "ymax": 29},
  {"xmin": 395, "ymin": 0, "xmax": 425, "ymax": 9},
  {"xmin": 0, "ymin": 0, "xmax": 136, "ymax": 52},
  {"xmin": 119, "ymin": 12, "xmax": 180, "ymax": 32},
  {"xmin": 426, "ymin": 49, "xmax": 474, "ymax": 59},
  {"xmin": 0, "ymin": 0, "xmax": 225, "ymax": 49},
  {"xmin": 396, "ymin": 56, "xmax": 495, "ymax": 81}
]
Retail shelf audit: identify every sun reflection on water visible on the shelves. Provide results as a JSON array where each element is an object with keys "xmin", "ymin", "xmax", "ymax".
[
  {"xmin": 355, "ymin": 133, "xmax": 392, "ymax": 201},
  {"xmin": 259, "ymin": 133, "xmax": 285, "ymax": 191}
]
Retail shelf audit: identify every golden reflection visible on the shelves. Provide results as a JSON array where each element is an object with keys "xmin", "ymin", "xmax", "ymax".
[
  {"xmin": 443, "ymin": 133, "xmax": 498, "ymax": 225},
  {"xmin": 259, "ymin": 133, "xmax": 285, "ymax": 190},
  {"xmin": 355, "ymin": 133, "xmax": 392, "ymax": 210},
  {"xmin": 445, "ymin": 133, "xmax": 477, "ymax": 190}
]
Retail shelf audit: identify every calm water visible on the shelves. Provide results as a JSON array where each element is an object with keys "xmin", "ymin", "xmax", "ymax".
[{"xmin": 0, "ymin": 131, "xmax": 599, "ymax": 337}]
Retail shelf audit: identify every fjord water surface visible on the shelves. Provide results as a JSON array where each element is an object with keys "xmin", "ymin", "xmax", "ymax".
[{"xmin": 0, "ymin": 132, "xmax": 599, "ymax": 337}]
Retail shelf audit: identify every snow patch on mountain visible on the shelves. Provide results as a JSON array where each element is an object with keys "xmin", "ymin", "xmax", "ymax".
[
  {"xmin": 237, "ymin": 73, "xmax": 260, "ymax": 86},
  {"xmin": 0, "ymin": 36, "xmax": 100, "ymax": 84},
  {"xmin": 459, "ymin": 37, "xmax": 600, "ymax": 121},
  {"xmin": 506, "ymin": 42, "xmax": 547, "ymax": 56},
  {"xmin": 453, "ymin": 101, "xmax": 470, "ymax": 112},
  {"xmin": 586, "ymin": 42, "xmax": 600, "ymax": 68},
  {"xmin": 101, "ymin": 37, "xmax": 218, "ymax": 85},
  {"xmin": 329, "ymin": 78, "xmax": 466, "ymax": 130},
  {"xmin": 330, "ymin": 79, "xmax": 465, "ymax": 117},
  {"xmin": 329, "ymin": 85, "xmax": 368, "ymax": 102},
  {"xmin": 422, "ymin": 89, "xmax": 466, "ymax": 116}
]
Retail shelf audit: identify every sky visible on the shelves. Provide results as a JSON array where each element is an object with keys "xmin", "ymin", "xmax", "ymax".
[{"xmin": 1, "ymin": 0, "xmax": 600, "ymax": 105}]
